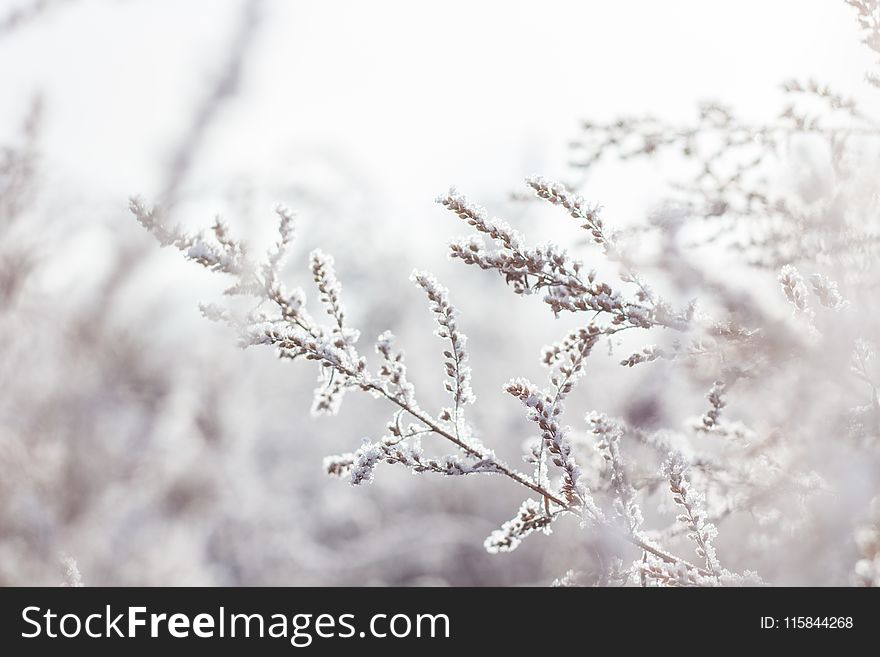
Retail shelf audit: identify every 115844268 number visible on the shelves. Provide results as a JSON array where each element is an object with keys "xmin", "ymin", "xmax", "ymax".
[{"xmin": 761, "ymin": 617, "xmax": 853, "ymax": 630}]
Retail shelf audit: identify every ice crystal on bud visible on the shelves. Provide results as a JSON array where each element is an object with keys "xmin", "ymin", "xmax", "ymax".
[{"xmin": 349, "ymin": 439, "xmax": 384, "ymax": 485}]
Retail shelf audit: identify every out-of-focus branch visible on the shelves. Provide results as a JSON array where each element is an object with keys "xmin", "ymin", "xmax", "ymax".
[
  {"xmin": 159, "ymin": 0, "xmax": 264, "ymax": 210},
  {"xmin": 0, "ymin": 0, "xmax": 76, "ymax": 40}
]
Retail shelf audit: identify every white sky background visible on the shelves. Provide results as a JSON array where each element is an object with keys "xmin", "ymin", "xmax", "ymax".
[{"xmin": 0, "ymin": 0, "xmax": 875, "ymax": 296}]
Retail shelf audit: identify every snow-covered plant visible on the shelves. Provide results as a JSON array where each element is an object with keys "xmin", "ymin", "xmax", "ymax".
[
  {"xmin": 126, "ymin": 0, "xmax": 880, "ymax": 586},
  {"xmin": 133, "ymin": 187, "xmax": 696, "ymax": 574},
  {"xmin": 131, "ymin": 176, "xmax": 782, "ymax": 585}
]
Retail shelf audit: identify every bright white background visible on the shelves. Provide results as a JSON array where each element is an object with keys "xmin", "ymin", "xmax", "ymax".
[{"xmin": 0, "ymin": 0, "xmax": 871, "ymax": 237}]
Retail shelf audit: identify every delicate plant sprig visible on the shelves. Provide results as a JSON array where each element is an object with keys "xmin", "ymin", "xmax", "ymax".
[
  {"xmin": 532, "ymin": 326, "xmax": 603, "ymax": 501},
  {"xmin": 588, "ymin": 412, "xmax": 643, "ymax": 534},
  {"xmin": 505, "ymin": 377, "xmax": 597, "ymax": 514},
  {"xmin": 411, "ymin": 270, "xmax": 475, "ymax": 439},
  {"xmin": 662, "ymin": 453, "xmax": 723, "ymax": 578},
  {"xmin": 525, "ymin": 176, "xmax": 610, "ymax": 250},
  {"xmin": 620, "ymin": 344, "xmax": 666, "ymax": 368},
  {"xmin": 700, "ymin": 380, "xmax": 727, "ymax": 431},
  {"xmin": 847, "ymin": 0, "xmax": 880, "ymax": 87}
]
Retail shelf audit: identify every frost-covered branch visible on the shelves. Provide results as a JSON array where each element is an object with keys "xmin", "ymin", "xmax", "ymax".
[
  {"xmin": 131, "ymin": 192, "xmax": 710, "ymax": 577},
  {"xmin": 442, "ymin": 183, "xmax": 691, "ymax": 330}
]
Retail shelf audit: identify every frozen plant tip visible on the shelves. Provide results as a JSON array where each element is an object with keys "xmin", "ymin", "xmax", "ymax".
[
  {"xmin": 60, "ymin": 556, "xmax": 83, "ymax": 588},
  {"xmin": 484, "ymin": 499, "xmax": 553, "ymax": 554},
  {"xmin": 411, "ymin": 270, "xmax": 476, "ymax": 437},
  {"xmin": 662, "ymin": 454, "xmax": 722, "ymax": 579}
]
